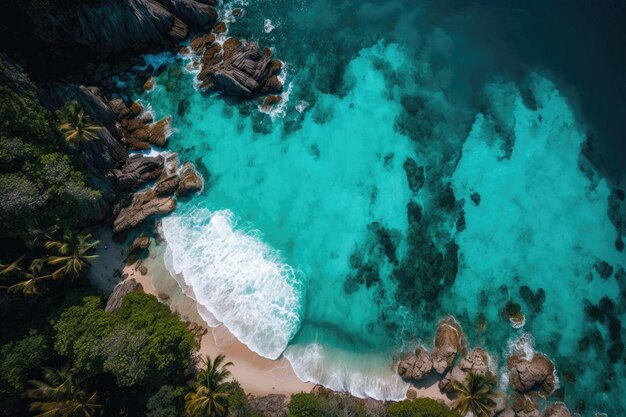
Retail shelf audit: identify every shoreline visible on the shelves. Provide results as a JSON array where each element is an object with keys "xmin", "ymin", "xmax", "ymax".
[
  {"xmin": 122, "ymin": 240, "xmax": 315, "ymax": 397},
  {"xmin": 93, "ymin": 231, "xmax": 450, "ymax": 402}
]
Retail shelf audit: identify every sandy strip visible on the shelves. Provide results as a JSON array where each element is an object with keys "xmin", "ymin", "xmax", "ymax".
[{"xmin": 92, "ymin": 231, "xmax": 449, "ymax": 402}]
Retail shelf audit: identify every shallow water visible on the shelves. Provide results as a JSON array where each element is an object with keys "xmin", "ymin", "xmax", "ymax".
[{"xmin": 130, "ymin": 0, "xmax": 626, "ymax": 414}]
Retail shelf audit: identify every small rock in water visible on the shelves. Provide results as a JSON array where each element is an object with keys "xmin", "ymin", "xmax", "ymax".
[
  {"xmin": 212, "ymin": 21, "xmax": 227, "ymax": 34},
  {"xmin": 232, "ymin": 8, "xmax": 242, "ymax": 16},
  {"xmin": 143, "ymin": 77, "xmax": 155, "ymax": 92},
  {"xmin": 263, "ymin": 95, "xmax": 282, "ymax": 110}
]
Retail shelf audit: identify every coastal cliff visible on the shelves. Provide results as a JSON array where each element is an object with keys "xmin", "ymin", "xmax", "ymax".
[{"xmin": 22, "ymin": 0, "xmax": 217, "ymax": 56}]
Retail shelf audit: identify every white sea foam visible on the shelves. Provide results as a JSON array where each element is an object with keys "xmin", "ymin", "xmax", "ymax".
[
  {"xmin": 295, "ymin": 100, "xmax": 309, "ymax": 113},
  {"xmin": 161, "ymin": 208, "xmax": 305, "ymax": 359},
  {"xmin": 284, "ymin": 343, "xmax": 409, "ymax": 401},
  {"xmin": 507, "ymin": 332, "xmax": 535, "ymax": 360},
  {"xmin": 264, "ymin": 19, "xmax": 275, "ymax": 33}
]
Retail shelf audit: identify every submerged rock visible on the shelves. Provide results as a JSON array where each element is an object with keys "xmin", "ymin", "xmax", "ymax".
[
  {"xmin": 594, "ymin": 260, "xmax": 614, "ymax": 279},
  {"xmin": 432, "ymin": 316, "xmax": 467, "ymax": 374},
  {"xmin": 397, "ymin": 346, "xmax": 433, "ymax": 381},
  {"xmin": 105, "ymin": 278, "xmax": 143, "ymax": 312},
  {"xmin": 507, "ymin": 353, "xmax": 556, "ymax": 396},
  {"xmin": 403, "ymin": 157, "xmax": 425, "ymax": 193}
]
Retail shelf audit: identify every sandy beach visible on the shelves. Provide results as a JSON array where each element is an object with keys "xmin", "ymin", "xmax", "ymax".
[{"xmin": 91, "ymin": 230, "xmax": 449, "ymax": 402}]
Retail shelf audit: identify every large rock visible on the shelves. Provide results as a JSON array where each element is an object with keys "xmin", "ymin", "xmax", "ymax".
[
  {"xmin": 511, "ymin": 395, "xmax": 540, "ymax": 417},
  {"xmin": 196, "ymin": 36, "xmax": 283, "ymax": 98},
  {"xmin": 114, "ymin": 154, "xmax": 164, "ymax": 191},
  {"xmin": 247, "ymin": 394, "xmax": 287, "ymax": 417},
  {"xmin": 397, "ymin": 346, "xmax": 432, "ymax": 381},
  {"xmin": 432, "ymin": 316, "xmax": 467, "ymax": 373},
  {"xmin": 105, "ymin": 278, "xmax": 143, "ymax": 312},
  {"xmin": 176, "ymin": 163, "xmax": 203, "ymax": 196},
  {"xmin": 113, "ymin": 189, "xmax": 176, "ymax": 233},
  {"xmin": 439, "ymin": 348, "xmax": 492, "ymax": 392},
  {"xmin": 27, "ymin": 0, "xmax": 217, "ymax": 56},
  {"xmin": 155, "ymin": 174, "xmax": 180, "ymax": 196},
  {"xmin": 542, "ymin": 403, "xmax": 571, "ymax": 417},
  {"xmin": 507, "ymin": 354, "xmax": 556, "ymax": 396},
  {"xmin": 126, "ymin": 235, "xmax": 151, "ymax": 264}
]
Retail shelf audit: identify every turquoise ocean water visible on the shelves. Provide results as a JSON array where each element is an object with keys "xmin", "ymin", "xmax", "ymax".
[{"xmin": 125, "ymin": 0, "xmax": 626, "ymax": 414}]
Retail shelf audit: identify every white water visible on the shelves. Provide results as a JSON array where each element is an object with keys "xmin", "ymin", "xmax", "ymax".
[{"xmin": 161, "ymin": 207, "xmax": 306, "ymax": 359}]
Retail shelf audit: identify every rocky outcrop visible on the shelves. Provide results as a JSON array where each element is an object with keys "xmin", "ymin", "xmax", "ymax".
[
  {"xmin": 126, "ymin": 236, "xmax": 151, "ymax": 263},
  {"xmin": 511, "ymin": 395, "xmax": 540, "ymax": 417},
  {"xmin": 247, "ymin": 394, "xmax": 287, "ymax": 417},
  {"xmin": 439, "ymin": 348, "xmax": 492, "ymax": 392},
  {"xmin": 542, "ymin": 403, "xmax": 571, "ymax": 417},
  {"xmin": 27, "ymin": 0, "xmax": 217, "ymax": 56},
  {"xmin": 113, "ymin": 189, "xmax": 176, "ymax": 233},
  {"xmin": 155, "ymin": 174, "xmax": 180, "ymax": 196},
  {"xmin": 105, "ymin": 278, "xmax": 143, "ymax": 312},
  {"xmin": 193, "ymin": 35, "xmax": 283, "ymax": 98},
  {"xmin": 507, "ymin": 354, "xmax": 556, "ymax": 396},
  {"xmin": 397, "ymin": 346, "xmax": 433, "ymax": 381},
  {"xmin": 113, "ymin": 154, "xmax": 164, "ymax": 191},
  {"xmin": 432, "ymin": 316, "xmax": 467, "ymax": 373},
  {"xmin": 176, "ymin": 163, "xmax": 203, "ymax": 196}
]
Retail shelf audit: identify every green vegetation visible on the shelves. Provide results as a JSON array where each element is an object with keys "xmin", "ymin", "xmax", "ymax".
[
  {"xmin": 387, "ymin": 398, "xmax": 461, "ymax": 417},
  {"xmin": 146, "ymin": 385, "xmax": 186, "ymax": 417},
  {"xmin": 53, "ymin": 293, "xmax": 198, "ymax": 387},
  {"xmin": 58, "ymin": 101, "xmax": 102, "ymax": 145},
  {"xmin": 26, "ymin": 367, "xmax": 101, "ymax": 417},
  {"xmin": 185, "ymin": 354, "xmax": 234, "ymax": 417},
  {"xmin": 0, "ymin": 229, "xmax": 99, "ymax": 296},
  {"xmin": 0, "ymin": 64, "xmax": 99, "ymax": 241},
  {"xmin": 288, "ymin": 393, "xmax": 330, "ymax": 417},
  {"xmin": 450, "ymin": 374, "xmax": 498, "ymax": 417}
]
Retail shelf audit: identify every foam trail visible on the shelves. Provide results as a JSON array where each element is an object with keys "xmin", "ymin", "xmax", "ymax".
[
  {"xmin": 162, "ymin": 207, "xmax": 305, "ymax": 359},
  {"xmin": 284, "ymin": 343, "xmax": 409, "ymax": 401}
]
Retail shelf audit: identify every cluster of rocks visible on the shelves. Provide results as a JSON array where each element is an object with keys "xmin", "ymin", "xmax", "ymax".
[
  {"xmin": 112, "ymin": 156, "xmax": 202, "ymax": 234},
  {"xmin": 110, "ymin": 98, "xmax": 170, "ymax": 150},
  {"xmin": 188, "ymin": 31, "xmax": 284, "ymax": 99},
  {"xmin": 397, "ymin": 316, "xmax": 570, "ymax": 417}
]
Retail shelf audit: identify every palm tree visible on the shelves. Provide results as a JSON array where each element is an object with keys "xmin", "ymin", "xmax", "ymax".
[
  {"xmin": 26, "ymin": 367, "xmax": 101, "ymax": 417},
  {"xmin": 44, "ymin": 230, "xmax": 99, "ymax": 280},
  {"xmin": 450, "ymin": 373, "xmax": 498, "ymax": 417},
  {"xmin": 4, "ymin": 259, "xmax": 51, "ymax": 297},
  {"xmin": 58, "ymin": 101, "xmax": 101, "ymax": 145},
  {"xmin": 185, "ymin": 354, "xmax": 234, "ymax": 417}
]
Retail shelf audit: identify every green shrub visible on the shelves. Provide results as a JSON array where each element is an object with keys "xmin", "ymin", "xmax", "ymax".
[
  {"xmin": 288, "ymin": 393, "xmax": 330, "ymax": 417},
  {"xmin": 53, "ymin": 293, "xmax": 198, "ymax": 387},
  {"xmin": 146, "ymin": 385, "xmax": 186, "ymax": 417},
  {"xmin": 387, "ymin": 398, "xmax": 460, "ymax": 417}
]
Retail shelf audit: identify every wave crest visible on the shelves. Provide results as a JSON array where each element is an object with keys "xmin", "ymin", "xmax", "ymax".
[{"xmin": 162, "ymin": 207, "xmax": 305, "ymax": 359}]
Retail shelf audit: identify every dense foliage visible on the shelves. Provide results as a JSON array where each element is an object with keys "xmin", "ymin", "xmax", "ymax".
[
  {"xmin": 386, "ymin": 398, "xmax": 461, "ymax": 417},
  {"xmin": 53, "ymin": 292, "xmax": 198, "ymax": 388},
  {"xmin": 0, "ymin": 60, "xmax": 99, "ymax": 242}
]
